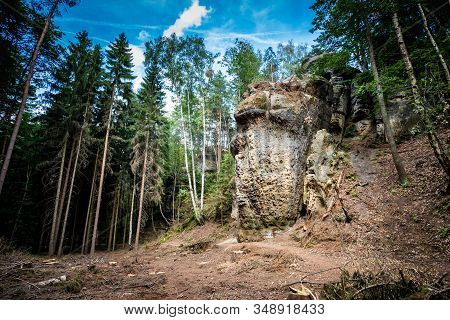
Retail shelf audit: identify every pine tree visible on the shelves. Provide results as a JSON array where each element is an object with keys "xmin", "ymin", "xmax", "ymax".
[
  {"xmin": 131, "ymin": 38, "xmax": 165, "ymax": 249},
  {"xmin": 44, "ymin": 31, "xmax": 102, "ymax": 255},
  {"xmin": 90, "ymin": 33, "xmax": 134, "ymax": 255},
  {"xmin": 0, "ymin": 0, "xmax": 79, "ymax": 195}
]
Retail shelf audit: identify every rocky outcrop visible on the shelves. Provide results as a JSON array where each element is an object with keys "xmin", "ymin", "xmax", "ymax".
[
  {"xmin": 376, "ymin": 91, "xmax": 420, "ymax": 139},
  {"xmin": 303, "ymin": 129, "xmax": 337, "ymax": 217},
  {"xmin": 329, "ymin": 76, "xmax": 350, "ymax": 136},
  {"xmin": 231, "ymin": 77, "xmax": 333, "ymax": 242}
]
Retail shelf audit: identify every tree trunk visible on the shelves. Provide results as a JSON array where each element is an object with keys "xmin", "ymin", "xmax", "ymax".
[
  {"xmin": 48, "ymin": 135, "xmax": 67, "ymax": 255},
  {"xmin": 365, "ymin": 18, "xmax": 409, "ymax": 185},
  {"xmin": 392, "ymin": 12, "xmax": 450, "ymax": 179},
  {"xmin": 81, "ymin": 148, "xmax": 99, "ymax": 254},
  {"xmin": 217, "ymin": 109, "xmax": 222, "ymax": 174},
  {"xmin": 0, "ymin": 0, "xmax": 60, "ymax": 195},
  {"xmin": 200, "ymin": 97, "xmax": 206, "ymax": 212},
  {"xmin": 128, "ymin": 176, "xmax": 136, "ymax": 248},
  {"xmin": 57, "ymin": 105, "xmax": 88, "ymax": 256},
  {"xmin": 69, "ymin": 198, "xmax": 78, "ymax": 252},
  {"xmin": 112, "ymin": 184, "xmax": 120, "ymax": 251},
  {"xmin": 122, "ymin": 191, "xmax": 128, "ymax": 249},
  {"xmin": 171, "ymin": 171, "xmax": 177, "ymax": 223},
  {"xmin": 187, "ymin": 101, "xmax": 198, "ymax": 202},
  {"xmin": 417, "ymin": 4, "xmax": 450, "ymax": 84},
  {"xmin": 108, "ymin": 190, "xmax": 118, "ymax": 251},
  {"xmin": 9, "ymin": 164, "xmax": 30, "ymax": 244},
  {"xmin": 180, "ymin": 93, "xmax": 198, "ymax": 213},
  {"xmin": 90, "ymin": 100, "xmax": 114, "ymax": 255},
  {"xmin": 134, "ymin": 132, "xmax": 149, "ymax": 250},
  {"xmin": 55, "ymin": 139, "xmax": 75, "ymax": 246}
]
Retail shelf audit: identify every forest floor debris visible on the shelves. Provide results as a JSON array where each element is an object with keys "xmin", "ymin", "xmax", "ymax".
[{"xmin": 0, "ymin": 132, "xmax": 448, "ymax": 299}]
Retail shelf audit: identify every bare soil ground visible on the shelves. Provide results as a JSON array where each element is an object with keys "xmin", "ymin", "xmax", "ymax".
[{"xmin": 0, "ymin": 132, "xmax": 448, "ymax": 299}]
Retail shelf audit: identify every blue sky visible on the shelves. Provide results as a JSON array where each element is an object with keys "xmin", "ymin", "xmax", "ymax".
[{"xmin": 55, "ymin": 0, "xmax": 318, "ymax": 92}]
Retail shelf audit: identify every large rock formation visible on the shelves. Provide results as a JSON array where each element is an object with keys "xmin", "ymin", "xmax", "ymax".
[
  {"xmin": 231, "ymin": 77, "xmax": 333, "ymax": 242},
  {"xmin": 303, "ymin": 129, "xmax": 337, "ymax": 217}
]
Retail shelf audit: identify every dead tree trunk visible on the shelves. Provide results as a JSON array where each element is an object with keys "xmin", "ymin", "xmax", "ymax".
[
  {"xmin": 0, "ymin": 0, "xmax": 60, "ymax": 195},
  {"xmin": 134, "ymin": 132, "xmax": 149, "ymax": 250},
  {"xmin": 365, "ymin": 17, "xmax": 409, "ymax": 185}
]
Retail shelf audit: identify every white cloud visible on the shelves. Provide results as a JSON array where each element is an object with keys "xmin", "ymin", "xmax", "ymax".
[
  {"xmin": 138, "ymin": 30, "xmax": 150, "ymax": 41},
  {"xmin": 163, "ymin": 89, "xmax": 176, "ymax": 114},
  {"xmin": 130, "ymin": 44, "xmax": 146, "ymax": 92},
  {"xmin": 163, "ymin": 0, "xmax": 211, "ymax": 37},
  {"xmin": 56, "ymin": 17, "xmax": 162, "ymax": 30}
]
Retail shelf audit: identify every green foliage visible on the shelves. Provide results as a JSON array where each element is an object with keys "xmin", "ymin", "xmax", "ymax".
[
  {"xmin": 63, "ymin": 271, "xmax": 86, "ymax": 294},
  {"xmin": 202, "ymin": 153, "xmax": 235, "ymax": 221},
  {"xmin": 223, "ymin": 39, "xmax": 262, "ymax": 98},
  {"xmin": 304, "ymin": 51, "xmax": 352, "ymax": 77},
  {"xmin": 438, "ymin": 227, "xmax": 449, "ymax": 239}
]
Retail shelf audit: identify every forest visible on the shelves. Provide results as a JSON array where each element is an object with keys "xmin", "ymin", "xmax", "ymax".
[{"xmin": 0, "ymin": 0, "xmax": 448, "ymax": 300}]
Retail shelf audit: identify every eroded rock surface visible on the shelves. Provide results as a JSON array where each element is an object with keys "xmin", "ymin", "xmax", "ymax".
[
  {"xmin": 303, "ymin": 129, "xmax": 337, "ymax": 217},
  {"xmin": 231, "ymin": 77, "xmax": 332, "ymax": 242}
]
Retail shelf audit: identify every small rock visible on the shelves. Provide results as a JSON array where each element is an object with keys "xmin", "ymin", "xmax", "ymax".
[
  {"xmin": 231, "ymin": 250, "xmax": 245, "ymax": 262},
  {"xmin": 109, "ymin": 261, "xmax": 117, "ymax": 266},
  {"xmin": 127, "ymin": 274, "xmax": 136, "ymax": 277}
]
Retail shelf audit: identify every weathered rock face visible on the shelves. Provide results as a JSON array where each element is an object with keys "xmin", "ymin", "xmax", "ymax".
[
  {"xmin": 376, "ymin": 91, "xmax": 420, "ymax": 139},
  {"xmin": 231, "ymin": 77, "xmax": 332, "ymax": 242},
  {"xmin": 303, "ymin": 129, "xmax": 337, "ymax": 217},
  {"xmin": 329, "ymin": 76, "xmax": 351, "ymax": 135}
]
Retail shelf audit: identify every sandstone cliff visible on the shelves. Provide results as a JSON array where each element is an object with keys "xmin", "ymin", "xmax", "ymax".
[{"xmin": 231, "ymin": 77, "xmax": 333, "ymax": 241}]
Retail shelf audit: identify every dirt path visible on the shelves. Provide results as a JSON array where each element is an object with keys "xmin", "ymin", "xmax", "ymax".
[{"xmin": 0, "ymin": 133, "xmax": 448, "ymax": 300}]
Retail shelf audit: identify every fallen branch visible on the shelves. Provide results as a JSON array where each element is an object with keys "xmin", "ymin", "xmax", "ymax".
[
  {"xmin": 285, "ymin": 260, "xmax": 354, "ymax": 287},
  {"xmin": 351, "ymin": 282, "xmax": 390, "ymax": 299},
  {"xmin": 13, "ymin": 277, "xmax": 41, "ymax": 290}
]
